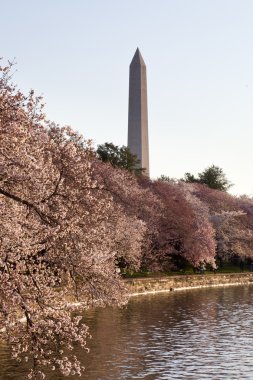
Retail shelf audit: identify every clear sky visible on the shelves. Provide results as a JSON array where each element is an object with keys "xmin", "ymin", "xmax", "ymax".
[{"xmin": 1, "ymin": 0, "xmax": 253, "ymax": 195}]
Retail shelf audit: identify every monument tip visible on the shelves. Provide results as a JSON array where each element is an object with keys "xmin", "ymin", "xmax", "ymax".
[{"xmin": 130, "ymin": 47, "xmax": 146, "ymax": 66}]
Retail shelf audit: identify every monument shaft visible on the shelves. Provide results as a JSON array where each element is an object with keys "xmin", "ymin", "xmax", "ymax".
[{"xmin": 128, "ymin": 48, "xmax": 149, "ymax": 176}]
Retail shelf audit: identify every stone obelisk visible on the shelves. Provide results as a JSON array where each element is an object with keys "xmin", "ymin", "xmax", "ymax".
[{"xmin": 128, "ymin": 48, "xmax": 149, "ymax": 177}]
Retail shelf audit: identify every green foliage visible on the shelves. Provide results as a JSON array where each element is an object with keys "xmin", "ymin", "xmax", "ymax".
[
  {"xmin": 157, "ymin": 174, "xmax": 172, "ymax": 182},
  {"xmin": 184, "ymin": 172, "xmax": 198, "ymax": 183},
  {"xmin": 183, "ymin": 165, "xmax": 232, "ymax": 191},
  {"xmin": 97, "ymin": 142, "xmax": 144, "ymax": 174}
]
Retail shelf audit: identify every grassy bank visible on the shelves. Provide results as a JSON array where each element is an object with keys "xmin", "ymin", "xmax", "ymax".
[{"xmin": 122, "ymin": 263, "xmax": 253, "ymax": 279}]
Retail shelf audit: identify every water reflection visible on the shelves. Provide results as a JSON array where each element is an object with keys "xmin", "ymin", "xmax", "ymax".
[{"xmin": 1, "ymin": 286, "xmax": 253, "ymax": 379}]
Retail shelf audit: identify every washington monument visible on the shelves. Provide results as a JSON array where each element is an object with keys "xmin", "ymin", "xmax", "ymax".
[{"xmin": 127, "ymin": 48, "xmax": 150, "ymax": 177}]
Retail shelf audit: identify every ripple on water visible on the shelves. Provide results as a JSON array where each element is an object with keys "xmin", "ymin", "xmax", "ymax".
[{"xmin": 1, "ymin": 285, "xmax": 253, "ymax": 379}]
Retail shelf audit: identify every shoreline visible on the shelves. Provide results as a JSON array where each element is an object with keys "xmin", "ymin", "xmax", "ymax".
[{"xmin": 124, "ymin": 272, "xmax": 253, "ymax": 296}]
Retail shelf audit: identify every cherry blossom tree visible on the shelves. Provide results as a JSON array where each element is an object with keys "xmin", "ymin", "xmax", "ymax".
[
  {"xmin": 143, "ymin": 180, "xmax": 216, "ymax": 271},
  {"xmin": 190, "ymin": 183, "xmax": 253, "ymax": 262},
  {"xmin": 0, "ymin": 62, "xmax": 145, "ymax": 379},
  {"xmin": 181, "ymin": 183, "xmax": 216, "ymax": 268},
  {"xmin": 91, "ymin": 160, "xmax": 157, "ymax": 270},
  {"xmin": 94, "ymin": 170, "xmax": 217, "ymax": 272}
]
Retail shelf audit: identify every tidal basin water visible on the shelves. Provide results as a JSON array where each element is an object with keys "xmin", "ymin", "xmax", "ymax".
[{"xmin": 1, "ymin": 285, "xmax": 253, "ymax": 379}]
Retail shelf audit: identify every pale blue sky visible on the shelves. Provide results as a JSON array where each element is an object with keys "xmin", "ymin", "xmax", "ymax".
[{"xmin": 1, "ymin": 0, "xmax": 253, "ymax": 195}]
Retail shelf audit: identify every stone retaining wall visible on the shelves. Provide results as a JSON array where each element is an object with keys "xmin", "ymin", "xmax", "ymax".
[{"xmin": 124, "ymin": 273, "xmax": 253, "ymax": 296}]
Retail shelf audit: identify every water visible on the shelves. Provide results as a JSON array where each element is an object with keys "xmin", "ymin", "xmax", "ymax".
[{"xmin": 1, "ymin": 285, "xmax": 253, "ymax": 379}]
